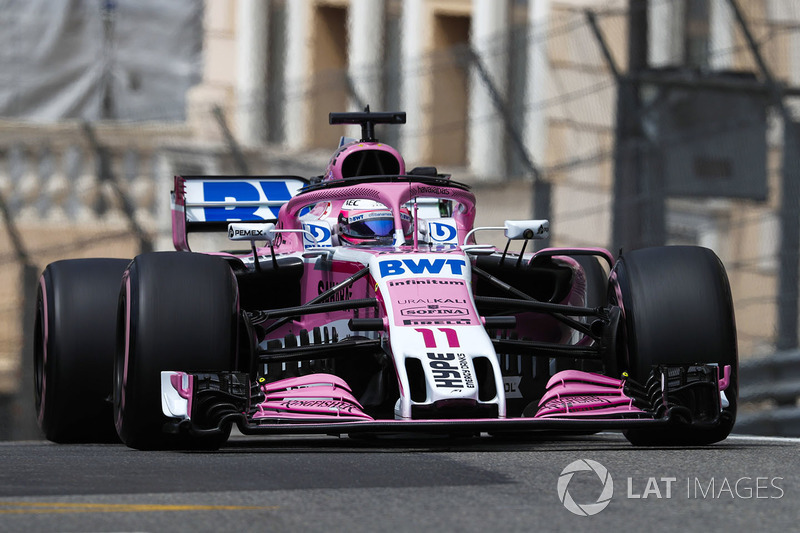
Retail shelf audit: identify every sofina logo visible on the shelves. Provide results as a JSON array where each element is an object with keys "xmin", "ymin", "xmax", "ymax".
[{"xmin": 557, "ymin": 459, "xmax": 614, "ymax": 516}]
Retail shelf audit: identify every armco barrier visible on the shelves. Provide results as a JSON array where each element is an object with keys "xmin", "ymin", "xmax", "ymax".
[{"xmin": 735, "ymin": 350, "xmax": 800, "ymax": 437}]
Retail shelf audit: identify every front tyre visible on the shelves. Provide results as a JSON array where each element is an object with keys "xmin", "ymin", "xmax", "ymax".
[
  {"xmin": 611, "ymin": 246, "xmax": 737, "ymax": 446},
  {"xmin": 114, "ymin": 252, "xmax": 239, "ymax": 450}
]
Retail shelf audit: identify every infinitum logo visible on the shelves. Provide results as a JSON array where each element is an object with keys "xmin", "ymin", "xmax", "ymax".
[{"xmin": 557, "ymin": 459, "xmax": 614, "ymax": 516}]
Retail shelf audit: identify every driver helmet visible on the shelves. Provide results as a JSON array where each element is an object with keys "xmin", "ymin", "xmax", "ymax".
[{"xmin": 338, "ymin": 199, "xmax": 412, "ymax": 245}]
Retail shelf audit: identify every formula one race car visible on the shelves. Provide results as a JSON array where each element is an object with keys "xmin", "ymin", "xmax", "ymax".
[{"xmin": 34, "ymin": 110, "xmax": 738, "ymax": 449}]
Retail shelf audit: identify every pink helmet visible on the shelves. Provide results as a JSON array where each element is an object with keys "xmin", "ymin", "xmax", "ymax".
[{"xmin": 337, "ymin": 199, "xmax": 412, "ymax": 245}]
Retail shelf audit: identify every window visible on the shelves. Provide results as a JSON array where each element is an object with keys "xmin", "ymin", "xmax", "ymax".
[{"xmin": 684, "ymin": 0, "xmax": 711, "ymax": 68}]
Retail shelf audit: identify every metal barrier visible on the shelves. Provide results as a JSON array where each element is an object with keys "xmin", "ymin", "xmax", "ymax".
[{"xmin": 735, "ymin": 350, "xmax": 800, "ymax": 437}]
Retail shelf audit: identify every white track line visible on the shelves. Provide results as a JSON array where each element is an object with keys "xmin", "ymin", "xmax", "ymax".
[{"xmin": 728, "ymin": 434, "xmax": 800, "ymax": 444}]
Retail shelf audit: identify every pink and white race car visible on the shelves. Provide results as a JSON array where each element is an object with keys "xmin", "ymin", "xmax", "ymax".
[{"xmin": 34, "ymin": 110, "xmax": 738, "ymax": 449}]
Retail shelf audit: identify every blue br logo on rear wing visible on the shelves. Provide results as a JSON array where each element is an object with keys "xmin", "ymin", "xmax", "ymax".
[
  {"xmin": 173, "ymin": 175, "xmax": 309, "ymax": 251},
  {"xmin": 183, "ymin": 178, "xmax": 307, "ymax": 222}
]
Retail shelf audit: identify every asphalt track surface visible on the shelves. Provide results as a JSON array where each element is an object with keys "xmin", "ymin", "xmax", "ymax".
[{"xmin": 0, "ymin": 432, "xmax": 797, "ymax": 533}]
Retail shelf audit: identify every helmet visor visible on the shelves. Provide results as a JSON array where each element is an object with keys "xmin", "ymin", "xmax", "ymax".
[
  {"xmin": 346, "ymin": 218, "xmax": 396, "ymax": 238},
  {"xmin": 342, "ymin": 212, "xmax": 412, "ymax": 237}
]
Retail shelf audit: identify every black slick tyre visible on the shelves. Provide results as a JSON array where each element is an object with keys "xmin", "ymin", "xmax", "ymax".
[
  {"xmin": 610, "ymin": 246, "xmax": 738, "ymax": 446},
  {"xmin": 34, "ymin": 258, "xmax": 130, "ymax": 443},
  {"xmin": 113, "ymin": 252, "xmax": 238, "ymax": 450}
]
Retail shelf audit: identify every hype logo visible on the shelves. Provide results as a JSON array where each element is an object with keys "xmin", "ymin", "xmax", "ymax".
[{"xmin": 428, "ymin": 221, "xmax": 458, "ymax": 243}]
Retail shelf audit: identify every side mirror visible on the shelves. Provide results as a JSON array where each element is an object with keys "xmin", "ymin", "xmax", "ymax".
[{"xmin": 504, "ymin": 220, "xmax": 549, "ymax": 240}]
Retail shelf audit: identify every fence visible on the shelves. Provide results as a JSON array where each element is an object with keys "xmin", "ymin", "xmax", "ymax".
[{"xmin": 0, "ymin": 121, "xmax": 176, "ymax": 439}]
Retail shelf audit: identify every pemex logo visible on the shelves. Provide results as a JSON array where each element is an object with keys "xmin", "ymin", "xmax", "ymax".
[{"xmin": 557, "ymin": 459, "xmax": 614, "ymax": 516}]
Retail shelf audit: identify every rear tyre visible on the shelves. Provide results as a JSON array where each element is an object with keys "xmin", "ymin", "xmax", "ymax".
[
  {"xmin": 610, "ymin": 246, "xmax": 737, "ymax": 446},
  {"xmin": 114, "ymin": 252, "xmax": 239, "ymax": 450},
  {"xmin": 34, "ymin": 259, "xmax": 130, "ymax": 443}
]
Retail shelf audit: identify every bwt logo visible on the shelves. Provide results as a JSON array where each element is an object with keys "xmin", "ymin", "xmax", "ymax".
[
  {"xmin": 378, "ymin": 258, "xmax": 466, "ymax": 277},
  {"xmin": 428, "ymin": 222, "xmax": 457, "ymax": 243}
]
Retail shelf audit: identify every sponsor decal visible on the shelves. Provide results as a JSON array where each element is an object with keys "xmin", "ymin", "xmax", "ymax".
[
  {"xmin": 503, "ymin": 376, "xmax": 522, "ymax": 398},
  {"xmin": 541, "ymin": 395, "xmax": 613, "ymax": 412},
  {"xmin": 388, "ymin": 278, "xmax": 477, "ymax": 326},
  {"xmin": 397, "ymin": 298, "xmax": 468, "ymax": 304},
  {"xmin": 200, "ymin": 180, "xmax": 293, "ymax": 221},
  {"xmin": 379, "ymin": 258, "xmax": 466, "ymax": 277},
  {"xmin": 428, "ymin": 221, "xmax": 458, "ymax": 243},
  {"xmin": 281, "ymin": 400, "xmax": 359, "ymax": 413},
  {"xmin": 426, "ymin": 352, "xmax": 475, "ymax": 389},
  {"xmin": 401, "ymin": 305, "xmax": 469, "ymax": 316},
  {"xmin": 347, "ymin": 210, "xmax": 403, "ymax": 223},
  {"xmin": 228, "ymin": 227, "xmax": 265, "ymax": 238},
  {"xmin": 388, "ymin": 279, "xmax": 464, "ymax": 287},
  {"xmin": 457, "ymin": 353, "xmax": 475, "ymax": 389},
  {"xmin": 403, "ymin": 319, "xmax": 474, "ymax": 326},
  {"xmin": 317, "ymin": 281, "xmax": 352, "ymax": 301},
  {"xmin": 303, "ymin": 221, "xmax": 333, "ymax": 248},
  {"xmin": 411, "ymin": 185, "xmax": 452, "ymax": 197},
  {"xmin": 343, "ymin": 199, "xmax": 386, "ymax": 209}
]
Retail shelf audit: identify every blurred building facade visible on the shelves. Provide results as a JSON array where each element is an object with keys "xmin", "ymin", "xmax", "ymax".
[
  {"xmin": 1, "ymin": 0, "xmax": 800, "ymax": 435},
  {"xmin": 187, "ymin": 0, "xmax": 800, "ymax": 359}
]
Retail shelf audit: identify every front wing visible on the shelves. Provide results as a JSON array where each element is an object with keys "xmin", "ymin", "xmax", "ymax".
[{"xmin": 160, "ymin": 365, "xmax": 733, "ymax": 438}]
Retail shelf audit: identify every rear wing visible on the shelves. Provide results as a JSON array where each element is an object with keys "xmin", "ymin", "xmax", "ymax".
[{"xmin": 172, "ymin": 175, "xmax": 309, "ymax": 251}]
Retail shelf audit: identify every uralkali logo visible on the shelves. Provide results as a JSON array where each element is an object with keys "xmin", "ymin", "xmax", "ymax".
[{"xmin": 557, "ymin": 459, "xmax": 613, "ymax": 516}]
